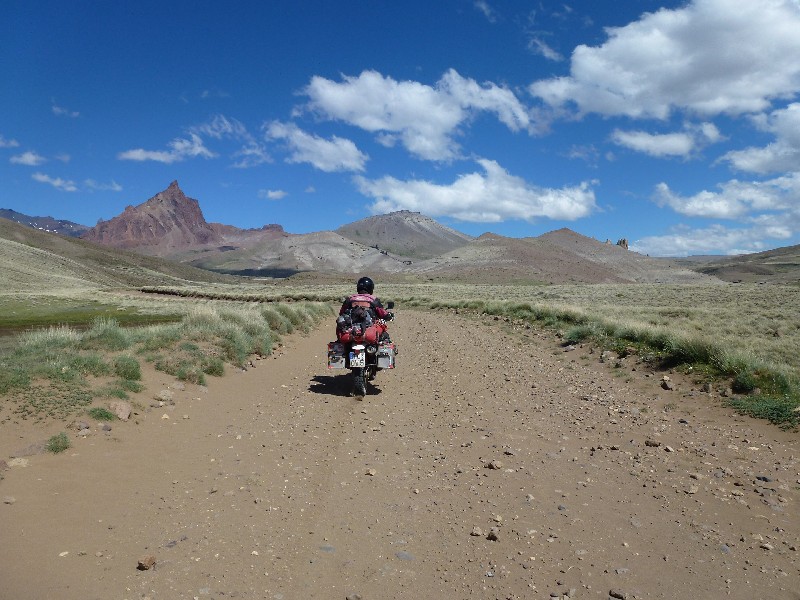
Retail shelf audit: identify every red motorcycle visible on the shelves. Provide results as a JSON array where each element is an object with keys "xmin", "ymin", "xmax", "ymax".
[{"xmin": 327, "ymin": 302, "xmax": 396, "ymax": 399}]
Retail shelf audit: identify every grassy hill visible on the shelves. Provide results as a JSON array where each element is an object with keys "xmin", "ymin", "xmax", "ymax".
[{"xmin": 0, "ymin": 217, "xmax": 238, "ymax": 292}]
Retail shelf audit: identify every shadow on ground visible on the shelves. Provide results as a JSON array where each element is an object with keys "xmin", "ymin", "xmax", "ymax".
[{"xmin": 309, "ymin": 374, "xmax": 384, "ymax": 398}]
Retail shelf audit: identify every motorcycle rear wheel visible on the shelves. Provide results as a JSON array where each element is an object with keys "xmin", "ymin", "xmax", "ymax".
[{"xmin": 352, "ymin": 368, "xmax": 367, "ymax": 399}]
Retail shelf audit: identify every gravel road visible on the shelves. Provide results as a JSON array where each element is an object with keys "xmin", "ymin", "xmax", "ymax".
[{"xmin": 1, "ymin": 309, "xmax": 798, "ymax": 600}]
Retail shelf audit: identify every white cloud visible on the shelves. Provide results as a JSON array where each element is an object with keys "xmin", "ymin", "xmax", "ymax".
[
  {"xmin": 10, "ymin": 151, "xmax": 46, "ymax": 166},
  {"xmin": 721, "ymin": 103, "xmax": 800, "ymax": 173},
  {"xmin": 191, "ymin": 114, "xmax": 270, "ymax": 168},
  {"xmin": 32, "ymin": 172, "xmax": 77, "ymax": 192},
  {"xmin": 530, "ymin": 0, "xmax": 800, "ymax": 119},
  {"xmin": 632, "ymin": 221, "xmax": 794, "ymax": 256},
  {"xmin": 303, "ymin": 69, "xmax": 530, "ymax": 161},
  {"xmin": 611, "ymin": 130, "xmax": 694, "ymax": 157},
  {"xmin": 190, "ymin": 114, "xmax": 250, "ymax": 141},
  {"xmin": 474, "ymin": 0, "xmax": 497, "ymax": 22},
  {"xmin": 528, "ymin": 37, "xmax": 564, "ymax": 62},
  {"xmin": 231, "ymin": 143, "xmax": 272, "ymax": 168},
  {"xmin": 0, "ymin": 134, "xmax": 20, "ymax": 148},
  {"xmin": 52, "ymin": 103, "xmax": 80, "ymax": 118},
  {"xmin": 356, "ymin": 158, "xmax": 596, "ymax": 223},
  {"xmin": 84, "ymin": 179, "xmax": 122, "ymax": 192},
  {"xmin": 258, "ymin": 189, "xmax": 288, "ymax": 200},
  {"xmin": 118, "ymin": 133, "xmax": 216, "ymax": 164},
  {"xmin": 654, "ymin": 173, "xmax": 800, "ymax": 218},
  {"xmin": 266, "ymin": 121, "xmax": 368, "ymax": 172}
]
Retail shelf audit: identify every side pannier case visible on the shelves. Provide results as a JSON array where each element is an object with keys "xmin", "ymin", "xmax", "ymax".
[
  {"xmin": 327, "ymin": 342, "xmax": 346, "ymax": 369},
  {"xmin": 376, "ymin": 343, "xmax": 395, "ymax": 369}
]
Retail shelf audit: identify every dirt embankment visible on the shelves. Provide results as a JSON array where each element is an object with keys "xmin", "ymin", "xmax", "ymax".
[{"xmin": 0, "ymin": 310, "xmax": 798, "ymax": 600}]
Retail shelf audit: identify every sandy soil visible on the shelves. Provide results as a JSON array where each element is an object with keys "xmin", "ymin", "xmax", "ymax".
[{"xmin": 1, "ymin": 309, "xmax": 798, "ymax": 600}]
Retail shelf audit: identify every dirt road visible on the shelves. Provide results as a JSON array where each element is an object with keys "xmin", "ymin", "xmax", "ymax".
[{"xmin": 1, "ymin": 309, "xmax": 798, "ymax": 599}]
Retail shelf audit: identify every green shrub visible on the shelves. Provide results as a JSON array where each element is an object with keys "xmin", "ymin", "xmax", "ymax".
[
  {"xmin": 88, "ymin": 407, "xmax": 117, "ymax": 421},
  {"xmin": 113, "ymin": 355, "xmax": 141, "ymax": 381},
  {"xmin": 45, "ymin": 432, "xmax": 70, "ymax": 453},
  {"xmin": 202, "ymin": 356, "xmax": 225, "ymax": 377},
  {"xmin": 65, "ymin": 353, "xmax": 110, "ymax": 378},
  {"xmin": 732, "ymin": 369, "xmax": 758, "ymax": 394},
  {"xmin": 119, "ymin": 379, "xmax": 144, "ymax": 393},
  {"xmin": 728, "ymin": 395, "xmax": 798, "ymax": 428}
]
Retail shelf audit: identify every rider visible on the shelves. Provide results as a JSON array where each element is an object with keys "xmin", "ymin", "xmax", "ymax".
[{"xmin": 339, "ymin": 276, "xmax": 392, "ymax": 321}]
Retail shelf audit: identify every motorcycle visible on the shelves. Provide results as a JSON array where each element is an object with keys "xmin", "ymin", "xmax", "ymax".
[{"xmin": 327, "ymin": 302, "xmax": 396, "ymax": 399}]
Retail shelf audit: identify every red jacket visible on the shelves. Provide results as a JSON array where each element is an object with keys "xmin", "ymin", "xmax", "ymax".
[{"xmin": 339, "ymin": 293, "xmax": 390, "ymax": 320}]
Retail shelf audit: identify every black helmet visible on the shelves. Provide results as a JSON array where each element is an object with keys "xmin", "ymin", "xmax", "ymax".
[{"xmin": 356, "ymin": 276, "xmax": 374, "ymax": 294}]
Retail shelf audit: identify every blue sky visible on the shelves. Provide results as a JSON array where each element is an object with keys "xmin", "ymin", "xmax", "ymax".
[{"xmin": 2, "ymin": 0, "xmax": 800, "ymax": 256}]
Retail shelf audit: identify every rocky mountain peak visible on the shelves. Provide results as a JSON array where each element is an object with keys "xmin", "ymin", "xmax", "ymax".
[{"xmin": 82, "ymin": 181, "xmax": 222, "ymax": 251}]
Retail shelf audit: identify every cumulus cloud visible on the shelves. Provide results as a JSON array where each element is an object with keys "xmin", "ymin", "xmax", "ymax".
[
  {"xmin": 611, "ymin": 130, "xmax": 694, "ymax": 157},
  {"xmin": 266, "ymin": 121, "xmax": 368, "ymax": 172},
  {"xmin": 356, "ymin": 158, "xmax": 596, "ymax": 223},
  {"xmin": 10, "ymin": 151, "xmax": 47, "ymax": 166},
  {"xmin": 654, "ymin": 173, "xmax": 800, "ymax": 218},
  {"xmin": 0, "ymin": 134, "xmax": 20, "ymax": 148},
  {"xmin": 721, "ymin": 103, "xmax": 800, "ymax": 173},
  {"xmin": 118, "ymin": 133, "xmax": 216, "ymax": 164},
  {"xmin": 32, "ymin": 172, "xmax": 77, "ymax": 192},
  {"xmin": 84, "ymin": 179, "xmax": 122, "ymax": 192},
  {"xmin": 258, "ymin": 189, "xmax": 288, "ymax": 200},
  {"xmin": 611, "ymin": 122, "xmax": 722, "ymax": 157},
  {"xmin": 632, "ymin": 221, "xmax": 794, "ymax": 256},
  {"xmin": 530, "ymin": 0, "xmax": 800, "ymax": 119},
  {"xmin": 303, "ymin": 69, "xmax": 531, "ymax": 161}
]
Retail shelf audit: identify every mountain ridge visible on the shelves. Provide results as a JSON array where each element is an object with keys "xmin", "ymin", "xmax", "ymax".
[{"xmin": 5, "ymin": 180, "xmax": 797, "ymax": 284}]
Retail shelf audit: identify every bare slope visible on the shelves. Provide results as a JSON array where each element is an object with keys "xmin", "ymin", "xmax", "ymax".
[
  {"xmin": 0, "ymin": 217, "xmax": 236, "ymax": 291},
  {"xmin": 71, "ymin": 182, "xmax": 717, "ymax": 283},
  {"xmin": 336, "ymin": 210, "xmax": 473, "ymax": 259},
  {"xmin": 410, "ymin": 229, "xmax": 716, "ymax": 284},
  {"xmin": 675, "ymin": 243, "xmax": 800, "ymax": 283},
  {"xmin": 181, "ymin": 230, "xmax": 407, "ymax": 277}
]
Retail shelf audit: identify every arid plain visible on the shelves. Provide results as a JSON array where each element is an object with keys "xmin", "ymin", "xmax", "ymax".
[{"xmin": 1, "ymin": 203, "xmax": 799, "ymax": 599}]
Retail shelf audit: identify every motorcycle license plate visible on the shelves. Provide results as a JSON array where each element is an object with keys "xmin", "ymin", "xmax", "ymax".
[{"xmin": 349, "ymin": 352, "xmax": 366, "ymax": 367}]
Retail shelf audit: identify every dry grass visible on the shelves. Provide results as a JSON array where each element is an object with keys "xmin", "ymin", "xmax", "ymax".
[
  {"xmin": 3, "ymin": 280, "xmax": 798, "ymax": 427},
  {"xmin": 139, "ymin": 281, "xmax": 800, "ymax": 376}
]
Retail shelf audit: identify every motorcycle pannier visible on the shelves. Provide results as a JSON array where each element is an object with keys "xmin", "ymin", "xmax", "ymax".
[
  {"xmin": 377, "ymin": 343, "xmax": 395, "ymax": 369},
  {"xmin": 327, "ymin": 342, "xmax": 346, "ymax": 369}
]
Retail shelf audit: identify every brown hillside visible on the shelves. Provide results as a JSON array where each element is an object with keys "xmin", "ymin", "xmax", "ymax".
[
  {"xmin": 675, "ymin": 243, "xmax": 800, "ymax": 283},
  {"xmin": 336, "ymin": 210, "xmax": 473, "ymax": 259},
  {"xmin": 408, "ymin": 229, "xmax": 715, "ymax": 284}
]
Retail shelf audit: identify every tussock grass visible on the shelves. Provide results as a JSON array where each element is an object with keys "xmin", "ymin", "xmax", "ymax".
[
  {"xmin": 0, "ymin": 301, "xmax": 332, "ymax": 421},
  {"xmin": 87, "ymin": 406, "xmax": 117, "ymax": 421}
]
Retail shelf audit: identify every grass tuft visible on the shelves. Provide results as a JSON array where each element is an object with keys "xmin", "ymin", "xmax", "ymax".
[
  {"xmin": 45, "ymin": 432, "xmax": 70, "ymax": 453},
  {"xmin": 88, "ymin": 407, "xmax": 117, "ymax": 421}
]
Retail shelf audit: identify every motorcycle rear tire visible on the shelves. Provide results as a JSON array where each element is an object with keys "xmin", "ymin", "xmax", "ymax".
[{"xmin": 353, "ymin": 369, "xmax": 367, "ymax": 399}]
